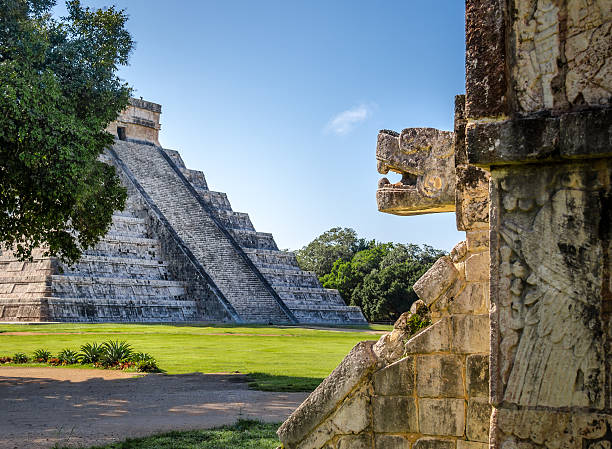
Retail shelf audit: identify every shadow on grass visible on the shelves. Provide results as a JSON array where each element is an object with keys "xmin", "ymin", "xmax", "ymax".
[
  {"xmin": 55, "ymin": 419, "xmax": 280, "ymax": 449},
  {"xmin": 247, "ymin": 372, "xmax": 323, "ymax": 392}
]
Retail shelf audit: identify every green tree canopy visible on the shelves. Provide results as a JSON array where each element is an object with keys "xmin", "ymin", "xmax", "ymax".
[
  {"xmin": 304, "ymin": 234, "xmax": 446, "ymax": 322},
  {"xmin": 0, "ymin": 0, "xmax": 133, "ymax": 263},
  {"xmin": 295, "ymin": 227, "xmax": 371, "ymax": 278}
]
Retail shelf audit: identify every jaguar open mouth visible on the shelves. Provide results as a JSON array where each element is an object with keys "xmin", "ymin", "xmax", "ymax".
[
  {"xmin": 375, "ymin": 127, "xmax": 456, "ymax": 216},
  {"xmin": 377, "ymin": 160, "xmax": 418, "ymax": 190}
]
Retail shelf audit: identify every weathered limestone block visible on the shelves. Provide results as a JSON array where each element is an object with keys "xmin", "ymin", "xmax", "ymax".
[
  {"xmin": 413, "ymin": 257, "xmax": 459, "ymax": 306},
  {"xmin": 457, "ymin": 441, "xmax": 487, "ymax": 449},
  {"xmin": 418, "ymin": 398, "xmax": 466, "ymax": 437},
  {"xmin": 416, "ymin": 354, "xmax": 464, "ymax": 398},
  {"xmin": 465, "ymin": 252, "xmax": 489, "ymax": 282},
  {"xmin": 374, "ymin": 434, "xmax": 412, "ymax": 449},
  {"xmin": 330, "ymin": 387, "xmax": 371, "ymax": 435},
  {"xmin": 277, "ymin": 341, "xmax": 380, "ymax": 448},
  {"xmin": 336, "ymin": 434, "xmax": 372, "ymax": 449},
  {"xmin": 466, "ymin": 398, "xmax": 491, "ymax": 443},
  {"xmin": 372, "ymin": 395, "xmax": 418, "ymax": 433},
  {"xmin": 447, "ymin": 283, "xmax": 487, "ymax": 315},
  {"xmin": 465, "ymin": 0, "xmax": 508, "ymax": 118},
  {"xmin": 403, "ymin": 317, "xmax": 451, "ymax": 355},
  {"xmin": 377, "ymin": 128, "xmax": 455, "ymax": 215},
  {"xmin": 413, "ymin": 437, "xmax": 457, "ymax": 449},
  {"xmin": 373, "ymin": 356, "xmax": 415, "ymax": 396},
  {"xmin": 451, "ymin": 315, "xmax": 489, "ymax": 354},
  {"xmin": 466, "ymin": 230, "xmax": 488, "ymax": 253},
  {"xmin": 466, "ymin": 354, "xmax": 489, "ymax": 399}
]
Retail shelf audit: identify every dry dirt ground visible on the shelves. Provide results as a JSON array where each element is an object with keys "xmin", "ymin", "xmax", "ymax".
[{"xmin": 0, "ymin": 367, "xmax": 308, "ymax": 449}]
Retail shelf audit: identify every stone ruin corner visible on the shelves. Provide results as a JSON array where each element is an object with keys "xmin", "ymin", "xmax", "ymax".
[{"xmin": 278, "ymin": 0, "xmax": 611, "ymax": 448}]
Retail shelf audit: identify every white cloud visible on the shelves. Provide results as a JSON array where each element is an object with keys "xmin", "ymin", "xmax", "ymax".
[{"xmin": 326, "ymin": 104, "xmax": 371, "ymax": 135}]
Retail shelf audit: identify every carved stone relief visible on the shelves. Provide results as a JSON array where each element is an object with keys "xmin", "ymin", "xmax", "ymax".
[
  {"xmin": 511, "ymin": 0, "xmax": 612, "ymax": 112},
  {"xmin": 491, "ymin": 160, "xmax": 611, "ymax": 448}
]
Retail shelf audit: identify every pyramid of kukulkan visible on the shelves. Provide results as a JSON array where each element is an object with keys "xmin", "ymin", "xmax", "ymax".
[{"xmin": 0, "ymin": 98, "xmax": 366, "ymax": 325}]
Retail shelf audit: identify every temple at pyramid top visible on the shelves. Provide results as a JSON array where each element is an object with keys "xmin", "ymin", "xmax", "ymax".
[
  {"xmin": 106, "ymin": 97, "xmax": 163, "ymax": 146},
  {"xmin": 0, "ymin": 98, "xmax": 366, "ymax": 325}
]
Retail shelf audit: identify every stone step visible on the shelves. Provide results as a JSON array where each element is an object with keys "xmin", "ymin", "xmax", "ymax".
[
  {"xmin": 14, "ymin": 296, "xmax": 199, "ymax": 322},
  {"xmin": 50, "ymin": 275, "xmax": 187, "ymax": 300},
  {"xmin": 258, "ymin": 268, "xmax": 321, "ymax": 289},
  {"xmin": 112, "ymin": 141, "xmax": 294, "ymax": 324},
  {"xmin": 181, "ymin": 168, "xmax": 208, "ymax": 190},
  {"xmin": 107, "ymin": 215, "xmax": 148, "ymax": 238},
  {"xmin": 197, "ymin": 190, "xmax": 233, "ymax": 211},
  {"xmin": 163, "ymin": 149, "xmax": 186, "ymax": 168},
  {"xmin": 83, "ymin": 236, "xmax": 161, "ymax": 260},
  {"xmin": 59, "ymin": 255, "xmax": 169, "ymax": 280},
  {"xmin": 213, "ymin": 210, "xmax": 255, "ymax": 232},
  {"xmin": 289, "ymin": 305, "xmax": 367, "ymax": 325},
  {"xmin": 242, "ymin": 248, "xmax": 301, "ymax": 270},
  {"xmin": 274, "ymin": 286, "xmax": 347, "ymax": 305},
  {"xmin": 228, "ymin": 229, "xmax": 278, "ymax": 250},
  {"xmin": 0, "ymin": 259, "xmax": 53, "ymax": 273}
]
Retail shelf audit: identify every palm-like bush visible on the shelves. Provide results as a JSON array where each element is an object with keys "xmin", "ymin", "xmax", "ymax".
[
  {"xmin": 80, "ymin": 343, "xmax": 104, "ymax": 364},
  {"xmin": 33, "ymin": 349, "xmax": 52, "ymax": 363},
  {"xmin": 130, "ymin": 352, "xmax": 155, "ymax": 363},
  {"xmin": 13, "ymin": 352, "xmax": 28, "ymax": 363},
  {"xmin": 101, "ymin": 340, "xmax": 133, "ymax": 367},
  {"xmin": 130, "ymin": 352, "xmax": 161, "ymax": 372},
  {"xmin": 57, "ymin": 349, "xmax": 81, "ymax": 365}
]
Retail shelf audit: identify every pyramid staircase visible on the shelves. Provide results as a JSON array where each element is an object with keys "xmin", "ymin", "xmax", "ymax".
[{"xmin": 164, "ymin": 149, "xmax": 366, "ymax": 324}]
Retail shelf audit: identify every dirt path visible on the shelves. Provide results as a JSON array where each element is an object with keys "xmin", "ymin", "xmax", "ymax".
[{"xmin": 0, "ymin": 367, "xmax": 308, "ymax": 449}]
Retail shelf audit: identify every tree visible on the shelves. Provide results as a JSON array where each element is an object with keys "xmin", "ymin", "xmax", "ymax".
[
  {"xmin": 317, "ymin": 239, "xmax": 446, "ymax": 322},
  {"xmin": 0, "ymin": 0, "xmax": 133, "ymax": 263},
  {"xmin": 351, "ymin": 261, "xmax": 430, "ymax": 322},
  {"xmin": 295, "ymin": 227, "xmax": 371, "ymax": 278}
]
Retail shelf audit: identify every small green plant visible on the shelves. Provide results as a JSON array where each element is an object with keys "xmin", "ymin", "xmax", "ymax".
[
  {"xmin": 33, "ymin": 349, "xmax": 52, "ymax": 363},
  {"xmin": 79, "ymin": 342, "xmax": 104, "ymax": 364},
  {"xmin": 57, "ymin": 349, "xmax": 80, "ymax": 365},
  {"xmin": 13, "ymin": 352, "xmax": 28, "ymax": 363},
  {"xmin": 406, "ymin": 313, "xmax": 432, "ymax": 335},
  {"xmin": 135, "ymin": 359, "xmax": 161, "ymax": 373},
  {"xmin": 130, "ymin": 351, "xmax": 155, "ymax": 363},
  {"xmin": 101, "ymin": 340, "xmax": 133, "ymax": 367},
  {"xmin": 131, "ymin": 352, "xmax": 161, "ymax": 373}
]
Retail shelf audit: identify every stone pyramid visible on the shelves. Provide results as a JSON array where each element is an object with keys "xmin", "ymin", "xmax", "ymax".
[{"xmin": 0, "ymin": 98, "xmax": 366, "ymax": 325}]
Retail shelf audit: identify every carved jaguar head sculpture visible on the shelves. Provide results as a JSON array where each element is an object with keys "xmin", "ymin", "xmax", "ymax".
[{"xmin": 376, "ymin": 127, "xmax": 455, "ymax": 216}]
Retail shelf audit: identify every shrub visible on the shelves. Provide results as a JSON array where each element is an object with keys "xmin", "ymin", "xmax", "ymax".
[
  {"xmin": 57, "ymin": 349, "xmax": 81, "ymax": 365},
  {"xmin": 0, "ymin": 356, "xmax": 12, "ymax": 364},
  {"xmin": 136, "ymin": 359, "xmax": 161, "ymax": 373},
  {"xmin": 130, "ymin": 352, "xmax": 155, "ymax": 363},
  {"xmin": 101, "ymin": 340, "xmax": 133, "ymax": 367},
  {"xmin": 13, "ymin": 353, "xmax": 28, "ymax": 363},
  {"xmin": 130, "ymin": 352, "xmax": 161, "ymax": 373},
  {"xmin": 33, "ymin": 349, "xmax": 52, "ymax": 363},
  {"xmin": 80, "ymin": 343, "xmax": 104, "ymax": 364},
  {"xmin": 48, "ymin": 357, "xmax": 62, "ymax": 366}
]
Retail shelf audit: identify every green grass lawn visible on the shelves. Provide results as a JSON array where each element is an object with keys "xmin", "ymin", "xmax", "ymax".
[
  {"xmin": 56, "ymin": 420, "xmax": 280, "ymax": 449},
  {"xmin": 0, "ymin": 322, "xmax": 389, "ymax": 391}
]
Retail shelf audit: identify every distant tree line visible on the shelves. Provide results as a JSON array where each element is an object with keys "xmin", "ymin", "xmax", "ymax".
[{"xmin": 295, "ymin": 227, "xmax": 445, "ymax": 322}]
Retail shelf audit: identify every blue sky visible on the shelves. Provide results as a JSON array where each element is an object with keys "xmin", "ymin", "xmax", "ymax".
[{"xmin": 56, "ymin": 1, "xmax": 466, "ymax": 251}]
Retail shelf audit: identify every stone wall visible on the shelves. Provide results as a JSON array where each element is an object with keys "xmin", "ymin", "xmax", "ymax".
[
  {"xmin": 106, "ymin": 98, "xmax": 162, "ymax": 146},
  {"xmin": 277, "ymin": 238, "xmax": 490, "ymax": 449},
  {"xmin": 464, "ymin": 1, "xmax": 612, "ymax": 448},
  {"xmin": 278, "ymin": 94, "xmax": 493, "ymax": 448},
  {"xmin": 279, "ymin": 1, "xmax": 610, "ymax": 447}
]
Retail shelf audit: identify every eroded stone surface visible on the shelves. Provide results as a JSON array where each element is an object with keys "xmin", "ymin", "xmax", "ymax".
[{"xmin": 377, "ymin": 128, "xmax": 456, "ymax": 215}]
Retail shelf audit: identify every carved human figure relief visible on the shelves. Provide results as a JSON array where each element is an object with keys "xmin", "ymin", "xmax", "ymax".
[{"xmin": 496, "ymin": 168, "xmax": 606, "ymax": 409}]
